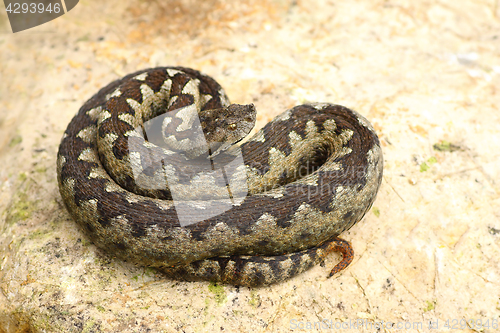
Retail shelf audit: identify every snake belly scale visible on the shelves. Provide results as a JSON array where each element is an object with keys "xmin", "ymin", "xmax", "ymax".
[{"xmin": 57, "ymin": 67, "xmax": 383, "ymax": 286}]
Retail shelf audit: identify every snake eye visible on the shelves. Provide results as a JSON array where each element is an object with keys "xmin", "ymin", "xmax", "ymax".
[{"xmin": 228, "ymin": 123, "xmax": 237, "ymax": 131}]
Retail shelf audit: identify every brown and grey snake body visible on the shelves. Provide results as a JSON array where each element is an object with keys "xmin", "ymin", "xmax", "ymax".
[{"xmin": 57, "ymin": 67, "xmax": 383, "ymax": 286}]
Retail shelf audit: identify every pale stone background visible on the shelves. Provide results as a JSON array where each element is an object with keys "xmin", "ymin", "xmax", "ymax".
[{"xmin": 1, "ymin": 0, "xmax": 499, "ymax": 332}]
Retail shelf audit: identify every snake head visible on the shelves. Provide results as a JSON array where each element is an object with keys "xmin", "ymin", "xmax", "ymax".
[{"xmin": 200, "ymin": 103, "xmax": 256, "ymax": 157}]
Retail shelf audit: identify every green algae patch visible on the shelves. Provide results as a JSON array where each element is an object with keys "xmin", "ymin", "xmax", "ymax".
[
  {"xmin": 35, "ymin": 165, "xmax": 48, "ymax": 174},
  {"xmin": 9, "ymin": 134, "xmax": 22, "ymax": 147},
  {"xmin": 433, "ymin": 140, "xmax": 461, "ymax": 152},
  {"xmin": 17, "ymin": 172, "xmax": 27, "ymax": 182},
  {"xmin": 5, "ymin": 189, "xmax": 35, "ymax": 225},
  {"xmin": 420, "ymin": 156, "xmax": 437, "ymax": 172},
  {"xmin": 82, "ymin": 320, "xmax": 98, "ymax": 333},
  {"xmin": 208, "ymin": 282, "xmax": 227, "ymax": 305},
  {"xmin": 424, "ymin": 300, "xmax": 436, "ymax": 312},
  {"xmin": 248, "ymin": 290, "xmax": 261, "ymax": 308}
]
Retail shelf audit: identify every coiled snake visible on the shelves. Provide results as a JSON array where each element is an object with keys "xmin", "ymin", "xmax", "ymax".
[{"xmin": 57, "ymin": 67, "xmax": 383, "ymax": 286}]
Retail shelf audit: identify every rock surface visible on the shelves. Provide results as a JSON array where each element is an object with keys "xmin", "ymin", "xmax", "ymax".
[{"xmin": 1, "ymin": 0, "xmax": 500, "ymax": 332}]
